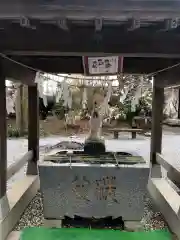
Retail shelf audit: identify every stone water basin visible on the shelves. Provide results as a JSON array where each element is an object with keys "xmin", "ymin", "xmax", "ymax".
[{"xmin": 38, "ymin": 148, "xmax": 150, "ymax": 221}]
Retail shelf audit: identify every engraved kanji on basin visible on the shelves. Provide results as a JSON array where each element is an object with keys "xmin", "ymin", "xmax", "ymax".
[{"xmin": 38, "ymin": 148, "xmax": 149, "ymax": 221}]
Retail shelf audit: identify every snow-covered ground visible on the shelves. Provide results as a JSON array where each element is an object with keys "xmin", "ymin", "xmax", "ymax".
[{"xmin": 7, "ymin": 130, "xmax": 180, "ymax": 188}]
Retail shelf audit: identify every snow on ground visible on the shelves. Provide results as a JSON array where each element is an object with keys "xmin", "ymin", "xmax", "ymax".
[{"xmin": 7, "ymin": 130, "xmax": 180, "ymax": 189}]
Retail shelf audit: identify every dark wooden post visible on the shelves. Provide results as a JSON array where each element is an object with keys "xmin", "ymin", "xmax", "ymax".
[
  {"xmin": 0, "ymin": 71, "xmax": 7, "ymax": 198},
  {"xmin": 150, "ymin": 78, "xmax": 164, "ymax": 165},
  {"xmin": 178, "ymin": 88, "xmax": 180, "ymax": 119},
  {"xmin": 0, "ymin": 67, "xmax": 10, "ymax": 219},
  {"xmin": 27, "ymin": 84, "xmax": 39, "ymax": 175}
]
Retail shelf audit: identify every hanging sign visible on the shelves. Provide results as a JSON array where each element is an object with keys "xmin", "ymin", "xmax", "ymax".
[{"xmin": 83, "ymin": 56, "xmax": 123, "ymax": 75}]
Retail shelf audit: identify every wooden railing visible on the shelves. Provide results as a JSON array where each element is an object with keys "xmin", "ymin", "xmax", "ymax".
[
  {"xmin": 7, "ymin": 150, "xmax": 33, "ymax": 180},
  {"xmin": 148, "ymin": 152, "xmax": 180, "ymax": 238},
  {"xmin": 156, "ymin": 153, "xmax": 180, "ymax": 187}
]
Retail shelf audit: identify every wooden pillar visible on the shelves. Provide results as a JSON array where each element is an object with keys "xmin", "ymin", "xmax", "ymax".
[
  {"xmin": 178, "ymin": 88, "xmax": 180, "ymax": 119},
  {"xmin": 22, "ymin": 85, "xmax": 28, "ymax": 130},
  {"xmin": 150, "ymin": 79, "xmax": 164, "ymax": 164},
  {"xmin": 0, "ymin": 72, "xmax": 7, "ymax": 198},
  {"xmin": 15, "ymin": 84, "xmax": 29, "ymax": 135},
  {"xmin": 0, "ymin": 69, "xmax": 10, "ymax": 219},
  {"xmin": 15, "ymin": 84, "xmax": 24, "ymax": 135},
  {"xmin": 27, "ymin": 84, "xmax": 39, "ymax": 175}
]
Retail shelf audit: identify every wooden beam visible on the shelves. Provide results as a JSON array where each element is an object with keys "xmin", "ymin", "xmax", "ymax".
[
  {"xmin": 0, "ymin": 25, "xmax": 180, "ymax": 56},
  {"xmin": 1, "ymin": 1, "xmax": 180, "ymax": 20},
  {"xmin": 128, "ymin": 18, "xmax": 140, "ymax": 31},
  {"xmin": 2, "ymin": 58, "xmax": 36, "ymax": 85},
  {"xmin": 157, "ymin": 76, "xmax": 180, "ymax": 88},
  {"xmin": 150, "ymin": 79, "xmax": 164, "ymax": 164},
  {"xmin": 4, "ymin": 52, "xmax": 180, "ymax": 58},
  {"xmin": 154, "ymin": 65, "xmax": 180, "ymax": 88},
  {"xmin": 0, "ymin": 66, "xmax": 7, "ymax": 198},
  {"xmin": 156, "ymin": 153, "xmax": 180, "ymax": 188},
  {"xmin": 5, "ymin": 56, "xmax": 180, "ymax": 75},
  {"xmin": 7, "ymin": 151, "xmax": 33, "ymax": 180},
  {"xmin": 27, "ymin": 84, "xmax": 39, "ymax": 175}
]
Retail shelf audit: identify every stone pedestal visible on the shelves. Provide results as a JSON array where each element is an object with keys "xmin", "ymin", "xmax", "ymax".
[{"xmin": 38, "ymin": 157, "xmax": 149, "ymax": 221}]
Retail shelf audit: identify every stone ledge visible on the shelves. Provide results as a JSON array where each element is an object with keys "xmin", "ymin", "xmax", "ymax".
[{"xmin": 0, "ymin": 176, "xmax": 39, "ymax": 240}]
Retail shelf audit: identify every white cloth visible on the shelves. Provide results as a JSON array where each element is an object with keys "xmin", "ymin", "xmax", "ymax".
[
  {"xmin": 131, "ymin": 76, "xmax": 143, "ymax": 111},
  {"xmin": 67, "ymin": 91, "xmax": 72, "ymax": 109},
  {"xmin": 100, "ymin": 81, "xmax": 112, "ymax": 117},
  {"xmin": 55, "ymin": 86, "xmax": 62, "ymax": 103},
  {"xmin": 106, "ymin": 81, "xmax": 112, "ymax": 102},
  {"xmin": 82, "ymin": 88, "xmax": 87, "ymax": 109},
  {"xmin": 35, "ymin": 72, "xmax": 47, "ymax": 107},
  {"xmin": 61, "ymin": 81, "xmax": 72, "ymax": 108},
  {"xmin": 6, "ymin": 96, "xmax": 15, "ymax": 114}
]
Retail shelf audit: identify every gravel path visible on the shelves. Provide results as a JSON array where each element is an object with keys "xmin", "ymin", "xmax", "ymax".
[{"xmin": 15, "ymin": 192, "xmax": 168, "ymax": 231}]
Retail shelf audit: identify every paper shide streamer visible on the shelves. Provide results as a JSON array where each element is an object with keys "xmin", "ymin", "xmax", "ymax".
[
  {"xmin": 61, "ymin": 80, "xmax": 72, "ymax": 109},
  {"xmin": 6, "ymin": 94, "xmax": 15, "ymax": 114},
  {"xmin": 130, "ymin": 76, "xmax": 144, "ymax": 112},
  {"xmin": 82, "ymin": 87, "xmax": 87, "ymax": 109},
  {"xmin": 34, "ymin": 71, "xmax": 48, "ymax": 107},
  {"xmin": 100, "ymin": 81, "xmax": 112, "ymax": 117}
]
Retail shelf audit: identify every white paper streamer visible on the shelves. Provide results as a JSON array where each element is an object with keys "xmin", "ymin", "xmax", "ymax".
[
  {"xmin": 67, "ymin": 91, "xmax": 72, "ymax": 109},
  {"xmin": 62, "ymin": 81, "xmax": 68, "ymax": 106},
  {"xmin": 65, "ymin": 110, "xmax": 75, "ymax": 125},
  {"xmin": 61, "ymin": 80, "xmax": 72, "ymax": 108},
  {"xmin": 55, "ymin": 85, "xmax": 62, "ymax": 103},
  {"xmin": 6, "ymin": 95, "xmax": 15, "ymax": 114},
  {"xmin": 100, "ymin": 81, "xmax": 112, "ymax": 117},
  {"xmin": 35, "ymin": 72, "xmax": 48, "ymax": 107},
  {"xmin": 82, "ymin": 88, "xmax": 87, "ymax": 109},
  {"xmin": 106, "ymin": 81, "xmax": 112, "ymax": 102},
  {"xmin": 131, "ymin": 76, "xmax": 144, "ymax": 112},
  {"xmin": 13, "ymin": 89, "xmax": 18, "ymax": 105}
]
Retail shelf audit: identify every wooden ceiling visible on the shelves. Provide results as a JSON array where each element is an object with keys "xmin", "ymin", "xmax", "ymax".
[{"xmin": 1, "ymin": 1, "xmax": 180, "ymax": 75}]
